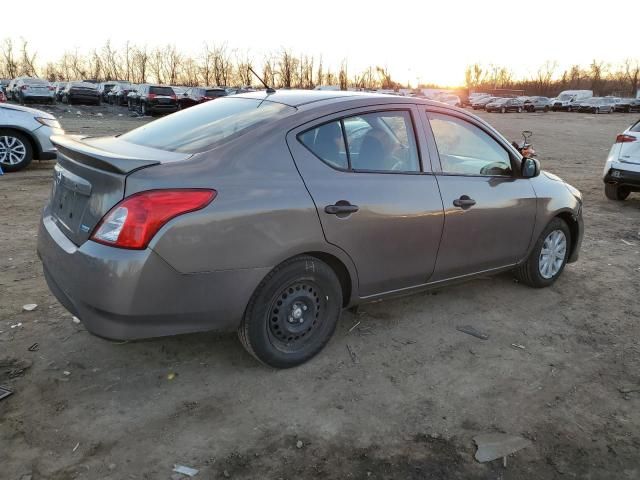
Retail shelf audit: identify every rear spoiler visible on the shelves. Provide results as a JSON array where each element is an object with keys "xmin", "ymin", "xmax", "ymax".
[{"xmin": 51, "ymin": 135, "xmax": 188, "ymax": 174}]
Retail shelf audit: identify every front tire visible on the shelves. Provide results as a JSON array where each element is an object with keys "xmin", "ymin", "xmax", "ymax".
[
  {"xmin": 0, "ymin": 129, "xmax": 34, "ymax": 172},
  {"xmin": 605, "ymin": 183, "xmax": 630, "ymax": 201},
  {"xmin": 514, "ymin": 218, "xmax": 571, "ymax": 288},
  {"xmin": 238, "ymin": 256, "xmax": 343, "ymax": 368}
]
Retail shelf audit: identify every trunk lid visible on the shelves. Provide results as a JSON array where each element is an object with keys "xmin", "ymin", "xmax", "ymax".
[{"xmin": 48, "ymin": 135, "xmax": 191, "ymax": 245}]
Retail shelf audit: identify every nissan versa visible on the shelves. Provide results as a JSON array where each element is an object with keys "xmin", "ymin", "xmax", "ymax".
[{"xmin": 38, "ymin": 91, "xmax": 583, "ymax": 368}]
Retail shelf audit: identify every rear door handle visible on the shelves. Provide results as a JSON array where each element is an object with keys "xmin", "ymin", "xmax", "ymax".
[
  {"xmin": 325, "ymin": 202, "xmax": 359, "ymax": 215},
  {"xmin": 453, "ymin": 195, "xmax": 476, "ymax": 209}
]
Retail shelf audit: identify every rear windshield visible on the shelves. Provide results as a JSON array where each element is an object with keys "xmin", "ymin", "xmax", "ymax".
[
  {"xmin": 120, "ymin": 97, "xmax": 296, "ymax": 153},
  {"xmin": 71, "ymin": 82, "xmax": 97, "ymax": 89},
  {"xmin": 25, "ymin": 79, "xmax": 47, "ymax": 85},
  {"xmin": 205, "ymin": 89, "xmax": 227, "ymax": 98},
  {"xmin": 149, "ymin": 86, "xmax": 174, "ymax": 96}
]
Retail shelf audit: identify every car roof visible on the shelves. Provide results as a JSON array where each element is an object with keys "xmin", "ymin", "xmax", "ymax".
[{"xmin": 236, "ymin": 89, "xmax": 404, "ymax": 107}]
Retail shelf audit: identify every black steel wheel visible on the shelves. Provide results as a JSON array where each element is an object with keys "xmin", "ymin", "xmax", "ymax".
[{"xmin": 238, "ymin": 255, "xmax": 343, "ymax": 368}]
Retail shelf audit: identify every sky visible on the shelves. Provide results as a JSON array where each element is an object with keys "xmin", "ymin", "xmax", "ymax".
[{"xmin": 5, "ymin": 0, "xmax": 639, "ymax": 86}]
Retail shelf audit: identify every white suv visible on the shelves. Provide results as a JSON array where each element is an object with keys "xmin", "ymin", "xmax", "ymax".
[{"xmin": 603, "ymin": 119, "xmax": 640, "ymax": 200}]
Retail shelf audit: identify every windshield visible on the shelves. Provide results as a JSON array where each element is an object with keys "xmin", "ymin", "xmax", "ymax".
[
  {"xmin": 558, "ymin": 94, "xmax": 574, "ymax": 101},
  {"xmin": 149, "ymin": 86, "xmax": 174, "ymax": 96},
  {"xmin": 121, "ymin": 97, "xmax": 296, "ymax": 153}
]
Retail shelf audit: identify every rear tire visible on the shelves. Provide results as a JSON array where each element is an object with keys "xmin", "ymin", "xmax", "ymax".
[
  {"xmin": 605, "ymin": 183, "xmax": 630, "ymax": 201},
  {"xmin": 0, "ymin": 129, "xmax": 34, "ymax": 172},
  {"xmin": 238, "ymin": 256, "xmax": 343, "ymax": 368},
  {"xmin": 514, "ymin": 218, "xmax": 571, "ymax": 288}
]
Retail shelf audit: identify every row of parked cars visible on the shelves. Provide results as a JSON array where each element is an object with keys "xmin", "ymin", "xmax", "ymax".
[
  {"xmin": 468, "ymin": 90, "xmax": 640, "ymax": 114},
  {"xmin": 0, "ymin": 77, "xmax": 251, "ymax": 115}
]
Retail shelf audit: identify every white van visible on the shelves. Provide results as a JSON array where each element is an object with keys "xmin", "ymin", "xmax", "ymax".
[{"xmin": 552, "ymin": 90, "xmax": 593, "ymax": 111}]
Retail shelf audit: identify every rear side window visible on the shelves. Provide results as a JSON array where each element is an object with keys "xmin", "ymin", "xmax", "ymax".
[
  {"xmin": 631, "ymin": 121, "xmax": 640, "ymax": 133},
  {"xmin": 149, "ymin": 86, "xmax": 174, "ymax": 96},
  {"xmin": 299, "ymin": 121, "xmax": 348, "ymax": 169},
  {"xmin": 205, "ymin": 89, "xmax": 227, "ymax": 98},
  {"xmin": 121, "ymin": 97, "xmax": 295, "ymax": 153},
  {"xmin": 299, "ymin": 110, "xmax": 420, "ymax": 173}
]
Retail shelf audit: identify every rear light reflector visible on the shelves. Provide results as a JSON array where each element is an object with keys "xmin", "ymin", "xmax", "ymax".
[
  {"xmin": 91, "ymin": 189, "xmax": 216, "ymax": 249},
  {"xmin": 616, "ymin": 134, "xmax": 636, "ymax": 143}
]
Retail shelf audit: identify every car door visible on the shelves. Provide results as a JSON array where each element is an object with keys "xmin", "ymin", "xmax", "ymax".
[
  {"xmin": 422, "ymin": 108, "xmax": 537, "ymax": 281},
  {"xmin": 287, "ymin": 105, "xmax": 445, "ymax": 297}
]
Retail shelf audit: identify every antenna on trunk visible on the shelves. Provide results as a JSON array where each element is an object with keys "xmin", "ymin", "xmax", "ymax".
[{"xmin": 249, "ymin": 67, "xmax": 276, "ymax": 94}]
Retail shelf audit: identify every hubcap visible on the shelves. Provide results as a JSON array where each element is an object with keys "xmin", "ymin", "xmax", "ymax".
[
  {"xmin": 538, "ymin": 230, "xmax": 567, "ymax": 279},
  {"xmin": 0, "ymin": 135, "xmax": 27, "ymax": 166},
  {"xmin": 268, "ymin": 282, "xmax": 323, "ymax": 347}
]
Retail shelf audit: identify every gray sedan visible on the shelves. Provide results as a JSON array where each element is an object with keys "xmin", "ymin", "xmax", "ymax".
[
  {"xmin": 1, "ymin": 103, "xmax": 63, "ymax": 171},
  {"xmin": 38, "ymin": 91, "xmax": 584, "ymax": 367}
]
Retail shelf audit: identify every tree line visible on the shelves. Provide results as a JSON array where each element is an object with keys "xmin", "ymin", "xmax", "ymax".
[
  {"xmin": 0, "ymin": 38, "xmax": 402, "ymax": 90},
  {"xmin": 465, "ymin": 60, "xmax": 640, "ymax": 97},
  {"xmin": 2, "ymin": 38, "xmax": 639, "ymax": 96}
]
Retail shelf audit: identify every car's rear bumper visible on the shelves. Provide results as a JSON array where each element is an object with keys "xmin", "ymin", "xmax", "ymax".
[
  {"xmin": 70, "ymin": 94, "xmax": 100, "ymax": 102},
  {"xmin": 149, "ymin": 103, "xmax": 178, "ymax": 113},
  {"xmin": 604, "ymin": 164, "xmax": 640, "ymax": 190},
  {"xmin": 37, "ymin": 212, "xmax": 269, "ymax": 340}
]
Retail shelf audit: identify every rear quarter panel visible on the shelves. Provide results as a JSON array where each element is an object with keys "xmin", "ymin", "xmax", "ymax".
[{"xmin": 125, "ymin": 129, "xmax": 358, "ymax": 294}]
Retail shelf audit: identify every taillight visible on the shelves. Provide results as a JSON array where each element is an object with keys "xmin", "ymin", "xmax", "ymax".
[
  {"xmin": 148, "ymin": 93, "xmax": 157, "ymax": 100},
  {"xmin": 91, "ymin": 189, "xmax": 216, "ymax": 249},
  {"xmin": 616, "ymin": 134, "xmax": 636, "ymax": 143},
  {"xmin": 171, "ymin": 94, "xmax": 176, "ymax": 100}
]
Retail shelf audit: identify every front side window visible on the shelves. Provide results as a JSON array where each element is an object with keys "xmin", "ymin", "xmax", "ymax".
[
  {"xmin": 298, "ymin": 110, "xmax": 420, "ymax": 173},
  {"xmin": 427, "ymin": 112, "xmax": 512, "ymax": 176}
]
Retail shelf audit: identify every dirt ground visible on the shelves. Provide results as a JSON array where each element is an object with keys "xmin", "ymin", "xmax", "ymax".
[{"xmin": 1, "ymin": 103, "xmax": 639, "ymax": 480}]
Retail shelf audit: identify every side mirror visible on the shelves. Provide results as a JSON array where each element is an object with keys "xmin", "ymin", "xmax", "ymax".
[
  {"xmin": 521, "ymin": 157, "xmax": 540, "ymax": 178},
  {"xmin": 522, "ymin": 130, "xmax": 532, "ymax": 140}
]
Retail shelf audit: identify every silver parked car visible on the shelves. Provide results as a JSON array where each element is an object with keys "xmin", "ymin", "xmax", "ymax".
[
  {"xmin": 14, "ymin": 77, "xmax": 55, "ymax": 104},
  {"xmin": 0, "ymin": 103, "xmax": 64, "ymax": 171},
  {"xmin": 38, "ymin": 91, "xmax": 583, "ymax": 367},
  {"xmin": 523, "ymin": 96, "xmax": 551, "ymax": 112}
]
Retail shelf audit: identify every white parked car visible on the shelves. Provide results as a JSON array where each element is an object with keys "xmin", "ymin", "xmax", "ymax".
[
  {"xmin": 0, "ymin": 103, "xmax": 64, "ymax": 172},
  {"xmin": 603, "ymin": 119, "xmax": 640, "ymax": 200}
]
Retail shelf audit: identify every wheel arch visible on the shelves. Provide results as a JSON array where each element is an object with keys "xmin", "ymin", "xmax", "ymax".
[
  {"xmin": 303, "ymin": 251, "xmax": 353, "ymax": 307},
  {"xmin": 555, "ymin": 211, "xmax": 580, "ymax": 262}
]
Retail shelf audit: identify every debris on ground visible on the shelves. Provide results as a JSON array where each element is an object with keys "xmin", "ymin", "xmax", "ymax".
[
  {"xmin": 172, "ymin": 464, "xmax": 199, "ymax": 477},
  {"xmin": 348, "ymin": 321, "xmax": 361, "ymax": 333},
  {"xmin": 0, "ymin": 385, "xmax": 13, "ymax": 401},
  {"xmin": 22, "ymin": 304, "xmax": 37, "ymax": 312},
  {"xmin": 346, "ymin": 344, "xmax": 359, "ymax": 364},
  {"xmin": 72, "ymin": 316, "xmax": 81, "ymax": 324},
  {"xmin": 473, "ymin": 433, "xmax": 532, "ymax": 464},
  {"xmin": 10, "ymin": 323, "xmax": 23, "ymax": 329},
  {"xmin": 511, "ymin": 343, "xmax": 526, "ymax": 350},
  {"xmin": 296, "ymin": 440, "xmax": 304, "ymax": 449},
  {"xmin": 456, "ymin": 325, "xmax": 489, "ymax": 340},
  {"xmin": 28, "ymin": 343, "xmax": 39, "ymax": 352},
  {"xmin": 63, "ymin": 371, "xmax": 71, "ymax": 376},
  {"xmin": 72, "ymin": 442, "xmax": 80, "ymax": 452},
  {"xmin": 167, "ymin": 372, "xmax": 177, "ymax": 380},
  {"xmin": 223, "ymin": 469, "xmax": 231, "ymax": 478},
  {"xmin": 1, "ymin": 357, "xmax": 33, "ymax": 379}
]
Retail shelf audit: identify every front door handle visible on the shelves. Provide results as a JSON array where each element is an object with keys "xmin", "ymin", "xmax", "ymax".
[
  {"xmin": 453, "ymin": 195, "xmax": 476, "ymax": 209},
  {"xmin": 325, "ymin": 202, "xmax": 359, "ymax": 215}
]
